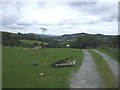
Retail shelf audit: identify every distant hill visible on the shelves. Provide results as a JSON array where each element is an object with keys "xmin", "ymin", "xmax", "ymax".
[
  {"xmin": 1, "ymin": 31, "xmax": 117, "ymax": 40},
  {"xmin": 1, "ymin": 31, "xmax": 61, "ymax": 48},
  {"xmin": 1, "ymin": 31, "xmax": 118, "ymax": 48},
  {"xmin": 1, "ymin": 31, "xmax": 117, "ymax": 41},
  {"xmin": 52, "ymin": 33, "xmax": 116, "ymax": 42}
]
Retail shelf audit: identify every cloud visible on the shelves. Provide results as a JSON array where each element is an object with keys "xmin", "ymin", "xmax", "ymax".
[
  {"xmin": 1, "ymin": 2, "xmax": 21, "ymax": 26},
  {"xmin": 2, "ymin": 15, "xmax": 19, "ymax": 25},
  {"xmin": 68, "ymin": 2, "xmax": 118, "ymax": 22},
  {"xmin": 16, "ymin": 20, "xmax": 35, "ymax": 26},
  {"xmin": 0, "ymin": 1, "xmax": 118, "ymax": 35},
  {"xmin": 4, "ymin": 24, "xmax": 27, "ymax": 29}
]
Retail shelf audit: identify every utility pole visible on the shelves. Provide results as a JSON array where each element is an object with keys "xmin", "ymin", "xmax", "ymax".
[{"xmin": 40, "ymin": 27, "xmax": 47, "ymax": 55}]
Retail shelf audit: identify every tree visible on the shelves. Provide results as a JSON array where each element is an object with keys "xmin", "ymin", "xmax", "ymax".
[
  {"xmin": 71, "ymin": 35, "xmax": 99, "ymax": 49},
  {"xmin": 33, "ymin": 42, "xmax": 38, "ymax": 46},
  {"xmin": 2, "ymin": 32, "xmax": 11, "ymax": 40},
  {"xmin": 112, "ymin": 35, "xmax": 120, "ymax": 48}
]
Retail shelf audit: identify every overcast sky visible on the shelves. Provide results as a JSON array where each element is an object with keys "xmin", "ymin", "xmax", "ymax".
[{"xmin": 0, "ymin": 0, "xmax": 119, "ymax": 35}]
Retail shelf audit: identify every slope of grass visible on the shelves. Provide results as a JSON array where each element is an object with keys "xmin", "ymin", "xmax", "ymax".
[
  {"xmin": 20, "ymin": 40, "xmax": 47, "ymax": 45},
  {"xmin": 2, "ymin": 47, "xmax": 83, "ymax": 88},
  {"xmin": 89, "ymin": 50, "xmax": 118, "ymax": 88},
  {"xmin": 97, "ymin": 48, "xmax": 119, "ymax": 63}
]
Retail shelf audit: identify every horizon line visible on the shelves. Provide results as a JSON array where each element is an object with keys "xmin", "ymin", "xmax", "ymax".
[{"xmin": 1, "ymin": 31, "xmax": 118, "ymax": 36}]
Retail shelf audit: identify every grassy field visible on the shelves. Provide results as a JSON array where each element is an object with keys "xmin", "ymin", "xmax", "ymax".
[
  {"xmin": 2, "ymin": 46, "xmax": 83, "ymax": 88},
  {"xmin": 20, "ymin": 40, "xmax": 47, "ymax": 45},
  {"xmin": 97, "ymin": 48, "xmax": 119, "ymax": 63},
  {"xmin": 89, "ymin": 50, "xmax": 118, "ymax": 88}
]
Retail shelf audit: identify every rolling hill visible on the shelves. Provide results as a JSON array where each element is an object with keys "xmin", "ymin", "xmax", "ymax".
[{"xmin": 1, "ymin": 31, "xmax": 118, "ymax": 48}]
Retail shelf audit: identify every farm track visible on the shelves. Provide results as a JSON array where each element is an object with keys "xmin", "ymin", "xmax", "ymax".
[
  {"xmin": 70, "ymin": 49, "xmax": 101, "ymax": 88},
  {"xmin": 92, "ymin": 49, "xmax": 119, "ymax": 81}
]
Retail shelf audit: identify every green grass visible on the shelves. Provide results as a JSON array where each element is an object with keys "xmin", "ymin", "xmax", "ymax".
[
  {"xmin": 20, "ymin": 40, "xmax": 47, "ymax": 45},
  {"xmin": 2, "ymin": 47, "xmax": 83, "ymax": 88},
  {"xmin": 97, "ymin": 48, "xmax": 119, "ymax": 63},
  {"xmin": 89, "ymin": 49, "xmax": 118, "ymax": 88}
]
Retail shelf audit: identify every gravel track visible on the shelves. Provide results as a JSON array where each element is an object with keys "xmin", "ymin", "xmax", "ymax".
[
  {"xmin": 92, "ymin": 49, "xmax": 119, "ymax": 80},
  {"xmin": 70, "ymin": 49, "xmax": 101, "ymax": 88}
]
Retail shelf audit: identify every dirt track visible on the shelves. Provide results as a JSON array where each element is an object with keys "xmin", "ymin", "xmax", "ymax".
[
  {"xmin": 70, "ymin": 49, "xmax": 101, "ymax": 88},
  {"xmin": 92, "ymin": 49, "xmax": 119, "ymax": 80}
]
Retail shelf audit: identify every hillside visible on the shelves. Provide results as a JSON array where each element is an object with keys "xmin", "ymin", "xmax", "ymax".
[
  {"xmin": 59, "ymin": 33, "xmax": 115, "ymax": 41},
  {"xmin": 20, "ymin": 40, "xmax": 47, "ymax": 45},
  {"xmin": 1, "ymin": 31, "xmax": 116, "ymax": 41},
  {"xmin": 1, "ymin": 31, "xmax": 118, "ymax": 48}
]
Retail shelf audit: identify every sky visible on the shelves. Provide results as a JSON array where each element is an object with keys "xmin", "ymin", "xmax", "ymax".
[{"xmin": 0, "ymin": 0, "xmax": 119, "ymax": 35}]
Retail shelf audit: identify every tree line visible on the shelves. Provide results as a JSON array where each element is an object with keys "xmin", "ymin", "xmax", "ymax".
[
  {"xmin": 2, "ymin": 31, "xmax": 119, "ymax": 49},
  {"xmin": 70, "ymin": 35, "xmax": 119, "ymax": 49},
  {"xmin": 2, "ymin": 32, "xmax": 61, "ymax": 48}
]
